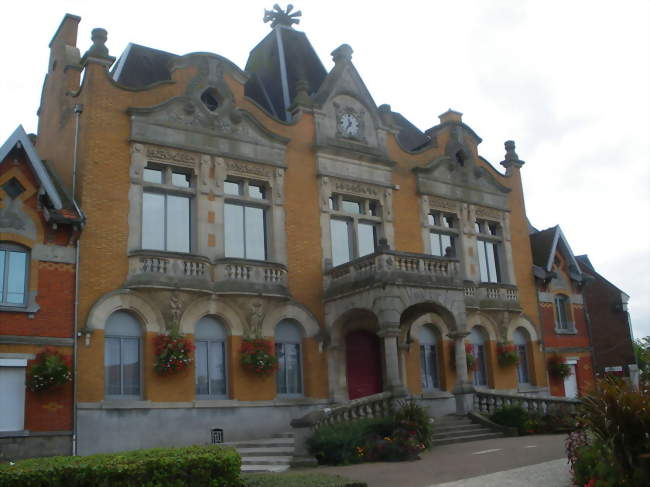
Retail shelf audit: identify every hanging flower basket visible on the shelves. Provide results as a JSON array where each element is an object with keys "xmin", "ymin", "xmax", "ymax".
[
  {"xmin": 450, "ymin": 343, "xmax": 476, "ymax": 371},
  {"xmin": 153, "ymin": 333, "xmax": 195, "ymax": 375},
  {"xmin": 547, "ymin": 354, "xmax": 571, "ymax": 379},
  {"xmin": 240, "ymin": 338, "xmax": 277, "ymax": 375},
  {"xmin": 27, "ymin": 347, "xmax": 72, "ymax": 392},
  {"xmin": 497, "ymin": 342, "xmax": 519, "ymax": 367}
]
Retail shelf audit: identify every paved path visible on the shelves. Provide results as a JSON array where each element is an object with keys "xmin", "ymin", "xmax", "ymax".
[{"xmin": 298, "ymin": 434, "xmax": 571, "ymax": 487}]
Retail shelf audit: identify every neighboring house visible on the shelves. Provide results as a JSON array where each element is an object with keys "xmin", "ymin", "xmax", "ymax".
[
  {"xmin": 575, "ymin": 255, "xmax": 637, "ymax": 382},
  {"xmin": 0, "ymin": 126, "xmax": 83, "ymax": 460},
  {"xmin": 35, "ymin": 11, "xmax": 547, "ymax": 455},
  {"xmin": 530, "ymin": 225, "xmax": 595, "ymax": 397}
]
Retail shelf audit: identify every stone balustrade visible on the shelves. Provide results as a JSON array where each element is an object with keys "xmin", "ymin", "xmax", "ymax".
[
  {"xmin": 474, "ymin": 389, "xmax": 579, "ymax": 416},
  {"xmin": 324, "ymin": 251, "xmax": 462, "ymax": 299},
  {"xmin": 126, "ymin": 251, "xmax": 289, "ymax": 296},
  {"xmin": 464, "ymin": 283, "xmax": 521, "ymax": 311}
]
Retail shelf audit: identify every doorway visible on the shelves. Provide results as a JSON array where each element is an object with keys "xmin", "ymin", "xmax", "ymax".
[
  {"xmin": 346, "ymin": 330, "xmax": 382, "ymax": 399},
  {"xmin": 563, "ymin": 360, "xmax": 578, "ymax": 398}
]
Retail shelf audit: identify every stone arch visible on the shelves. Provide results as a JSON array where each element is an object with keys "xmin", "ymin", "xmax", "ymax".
[
  {"xmin": 329, "ymin": 307, "xmax": 378, "ymax": 347},
  {"xmin": 405, "ymin": 312, "xmax": 450, "ymax": 345},
  {"xmin": 179, "ymin": 296, "xmax": 244, "ymax": 336},
  {"xmin": 86, "ymin": 289, "xmax": 162, "ymax": 333},
  {"xmin": 466, "ymin": 312, "xmax": 499, "ymax": 342},
  {"xmin": 505, "ymin": 315, "xmax": 539, "ymax": 342},
  {"xmin": 261, "ymin": 301, "xmax": 321, "ymax": 338}
]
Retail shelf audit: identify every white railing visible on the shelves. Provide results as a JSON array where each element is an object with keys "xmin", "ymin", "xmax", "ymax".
[{"xmin": 474, "ymin": 389, "xmax": 579, "ymax": 416}]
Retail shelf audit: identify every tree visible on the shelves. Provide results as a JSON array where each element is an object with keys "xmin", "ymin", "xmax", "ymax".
[{"xmin": 633, "ymin": 336, "xmax": 650, "ymax": 387}]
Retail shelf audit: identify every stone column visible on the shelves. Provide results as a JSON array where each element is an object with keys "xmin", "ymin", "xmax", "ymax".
[
  {"xmin": 447, "ymin": 331, "xmax": 475, "ymax": 414},
  {"xmin": 378, "ymin": 328, "xmax": 408, "ymax": 397}
]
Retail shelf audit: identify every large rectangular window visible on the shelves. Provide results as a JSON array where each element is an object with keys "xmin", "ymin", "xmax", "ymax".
[
  {"xmin": 195, "ymin": 340, "xmax": 226, "ymax": 396},
  {"xmin": 0, "ymin": 245, "xmax": 28, "ymax": 306},
  {"xmin": 105, "ymin": 336, "xmax": 140, "ymax": 396},
  {"xmin": 426, "ymin": 212, "xmax": 457, "ymax": 258},
  {"xmin": 276, "ymin": 343, "xmax": 302, "ymax": 395},
  {"xmin": 329, "ymin": 194, "xmax": 380, "ymax": 266},
  {"xmin": 224, "ymin": 203, "xmax": 266, "ymax": 260},
  {"xmin": 142, "ymin": 192, "xmax": 190, "ymax": 252},
  {"xmin": 475, "ymin": 219, "xmax": 502, "ymax": 283}
]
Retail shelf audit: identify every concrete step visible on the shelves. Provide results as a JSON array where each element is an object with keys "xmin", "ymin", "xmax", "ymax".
[
  {"xmin": 432, "ymin": 432, "xmax": 504, "ymax": 446},
  {"xmin": 225, "ymin": 439, "xmax": 294, "ymax": 449},
  {"xmin": 241, "ymin": 464, "xmax": 290, "ymax": 473},
  {"xmin": 433, "ymin": 426, "xmax": 493, "ymax": 438},
  {"xmin": 241, "ymin": 456, "xmax": 293, "ymax": 465},
  {"xmin": 234, "ymin": 447, "xmax": 295, "ymax": 456},
  {"xmin": 272, "ymin": 432, "xmax": 294, "ymax": 438},
  {"xmin": 435, "ymin": 423, "xmax": 486, "ymax": 433}
]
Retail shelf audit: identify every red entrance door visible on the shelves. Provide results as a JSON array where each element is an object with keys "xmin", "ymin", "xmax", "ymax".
[{"xmin": 346, "ymin": 330, "xmax": 383, "ymax": 400}]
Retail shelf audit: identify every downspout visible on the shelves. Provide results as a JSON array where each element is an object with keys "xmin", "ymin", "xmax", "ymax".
[{"xmin": 72, "ymin": 103, "xmax": 83, "ymax": 456}]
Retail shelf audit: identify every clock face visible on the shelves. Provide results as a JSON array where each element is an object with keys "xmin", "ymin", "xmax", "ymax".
[{"xmin": 338, "ymin": 113, "xmax": 360, "ymax": 137}]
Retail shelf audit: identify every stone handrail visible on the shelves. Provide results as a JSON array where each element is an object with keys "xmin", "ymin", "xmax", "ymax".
[
  {"xmin": 474, "ymin": 389, "xmax": 579, "ymax": 416},
  {"xmin": 126, "ymin": 251, "xmax": 289, "ymax": 296},
  {"xmin": 464, "ymin": 284, "xmax": 521, "ymax": 310},
  {"xmin": 324, "ymin": 251, "xmax": 461, "ymax": 298}
]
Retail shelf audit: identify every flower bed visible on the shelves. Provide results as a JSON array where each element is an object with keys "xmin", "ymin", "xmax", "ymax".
[
  {"xmin": 153, "ymin": 333, "xmax": 194, "ymax": 375},
  {"xmin": 240, "ymin": 338, "xmax": 277, "ymax": 375},
  {"xmin": 26, "ymin": 347, "xmax": 72, "ymax": 392}
]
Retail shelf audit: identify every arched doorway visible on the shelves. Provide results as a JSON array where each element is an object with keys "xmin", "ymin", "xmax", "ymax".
[{"xmin": 346, "ymin": 330, "xmax": 382, "ymax": 399}]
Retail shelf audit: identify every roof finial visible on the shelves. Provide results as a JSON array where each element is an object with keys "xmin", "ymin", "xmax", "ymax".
[{"xmin": 264, "ymin": 4, "xmax": 302, "ymax": 28}]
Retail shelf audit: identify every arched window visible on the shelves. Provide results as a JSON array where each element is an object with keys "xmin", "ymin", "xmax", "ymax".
[
  {"xmin": 554, "ymin": 294, "xmax": 572, "ymax": 331},
  {"xmin": 513, "ymin": 328, "xmax": 530, "ymax": 384},
  {"xmin": 419, "ymin": 326, "xmax": 440, "ymax": 391},
  {"xmin": 275, "ymin": 320, "xmax": 303, "ymax": 395},
  {"xmin": 0, "ymin": 243, "xmax": 29, "ymax": 307},
  {"xmin": 105, "ymin": 311, "xmax": 141, "ymax": 397},
  {"xmin": 195, "ymin": 316, "xmax": 227, "ymax": 397},
  {"xmin": 469, "ymin": 327, "xmax": 488, "ymax": 387}
]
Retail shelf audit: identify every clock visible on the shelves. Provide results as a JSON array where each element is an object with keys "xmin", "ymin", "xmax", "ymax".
[{"xmin": 338, "ymin": 113, "xmax": 360, "ymax": 137}]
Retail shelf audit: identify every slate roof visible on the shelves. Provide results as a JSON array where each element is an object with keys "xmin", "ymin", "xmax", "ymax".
[
  {"xmin": 0, "ymin": 126, "xmax": 83, "ymax": 224},
  {"xmin": 112, "ymin": 43, "xmax": 178, "ymax": 89},
  {"xmin": 109, "ymin": 27, "xmax": 445, "ymax": 152},
  {"xmin": 245, "ymin": 26, "xmax": 327, "ymax": 121},
  {"xmin": 391, "ymin": 112, "xmax": 431, "ymax": 151},
  {"xmin": 529, "ymin": 226, "xmax": 558, "ymax": 269}
]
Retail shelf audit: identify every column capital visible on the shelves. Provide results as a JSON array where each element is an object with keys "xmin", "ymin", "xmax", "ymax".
[
  {"xmin": 378, "ymin": 328, "xmax": 400, "ymax": 338},
  {"xmin": 447, "ymin": 331, "xmax": 470, "ymax": 340}
]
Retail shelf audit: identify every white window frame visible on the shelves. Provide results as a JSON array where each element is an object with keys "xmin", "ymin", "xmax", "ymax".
[
  {"xmin": 475, "ymin": 219, "xmax": 503, "ymax": 283},
  {"xmin": 141, "ymin": 164, "xmax": 194, "ymax": 253},
  {"xmin": 426, "ymin": 211, "xmax": 458, "ymax": 258},
  {"xmin": 328, "ymin": 194, "xmax": 381, "ymax": 266},
  {"xmin": 0, "ymin": 243, "xmax": 29, "ymax": 308},
  {"xmin": 0, "ymin": 357, "xmax": 28, "ymax": 432},
  {"xmin": 554, "ymin": 294, "xmax": 576, "ymax": 334},
  {"xmin": 223, "ymin": 178, "xmax": 270, "ymax": 261},
  {"xmin": 104, "ymin": 312, "xmax": 143, "ymax": 400}
]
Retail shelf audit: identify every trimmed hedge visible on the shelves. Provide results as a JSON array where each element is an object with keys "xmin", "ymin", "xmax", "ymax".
[
  {"xmin": 0, "ymin": 445, "xmax": 241, "ymax": 487},
  {"xmin": 242, "ymin": 472, "xmax": 367, "ymax": 487}
]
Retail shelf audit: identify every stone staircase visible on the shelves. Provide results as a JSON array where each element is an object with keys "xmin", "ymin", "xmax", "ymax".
[
  {"xmin": 432, "ymin": 414, "xmax": 505, "ymax": 446},
  {"xmin": 223, "ymin": 432, "xmax": 295, "ymax": 473}
]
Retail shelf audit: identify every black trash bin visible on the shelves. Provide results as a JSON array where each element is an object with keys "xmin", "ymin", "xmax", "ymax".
[{"xmin": 211, "ymin": 428, "xmax": 224, "ymax": 444}]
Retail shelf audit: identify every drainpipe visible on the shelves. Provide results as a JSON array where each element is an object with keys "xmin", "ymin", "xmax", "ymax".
[{"xmin": 71, "ymin": 103, "xmax": 83, "ymax": 456}]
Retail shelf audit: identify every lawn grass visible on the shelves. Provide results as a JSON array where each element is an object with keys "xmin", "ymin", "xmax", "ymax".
[{"xmin": 241, "ymin": 471, "xmax": 367, "ymax": 486}]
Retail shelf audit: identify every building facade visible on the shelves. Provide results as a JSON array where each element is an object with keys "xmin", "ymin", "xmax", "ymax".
[
  {"xmin": 0, "ymin": 126, "xmax": 82, "ymax": 460},
  {"xmin": 34, "ymin": 11, "xmax": 551, "ymax": 455},
  {"xmin": 530, "ymin": 226, "xmax": 595, "ymax": 397}
]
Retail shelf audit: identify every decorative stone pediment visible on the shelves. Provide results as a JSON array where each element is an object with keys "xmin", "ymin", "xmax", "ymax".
[
  {"xmin": 129, "ymin": 55, "xmax": 288, "ymax": 167},
  {"xmin": 415, "ymin": 156, "xmax": 510, "ymax": 210}
]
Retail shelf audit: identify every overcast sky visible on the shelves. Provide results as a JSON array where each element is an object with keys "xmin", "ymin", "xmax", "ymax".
[{"xmin": 1, "ymin": 1, "xmax": 648, "ymax": 338}]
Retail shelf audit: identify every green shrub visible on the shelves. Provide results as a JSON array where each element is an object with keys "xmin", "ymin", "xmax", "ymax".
[
  {"xmin": 242, "ymin": 472, "xmax": 367, "ymax": 487},
  {"xmin": 308, "ymin": 418, "xmax": 381, "ymax": 465},
  {"xmin": 572, "ymin": 440, "xmax": 628, "ymax": 487},
  {"xmin": 0, "ymin": 445, "xmax": 241, "ymax": 487},
  {"xmin": 576, "ymin": 378, "xmax": 650, "ymax": 486},
  {"xmin": 490, "ymin": 405, "xmax": 528, "ymax": 434},
  {"xmin": 308, "ymin": 401, "xmax": 433, "ymax": 465}
]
